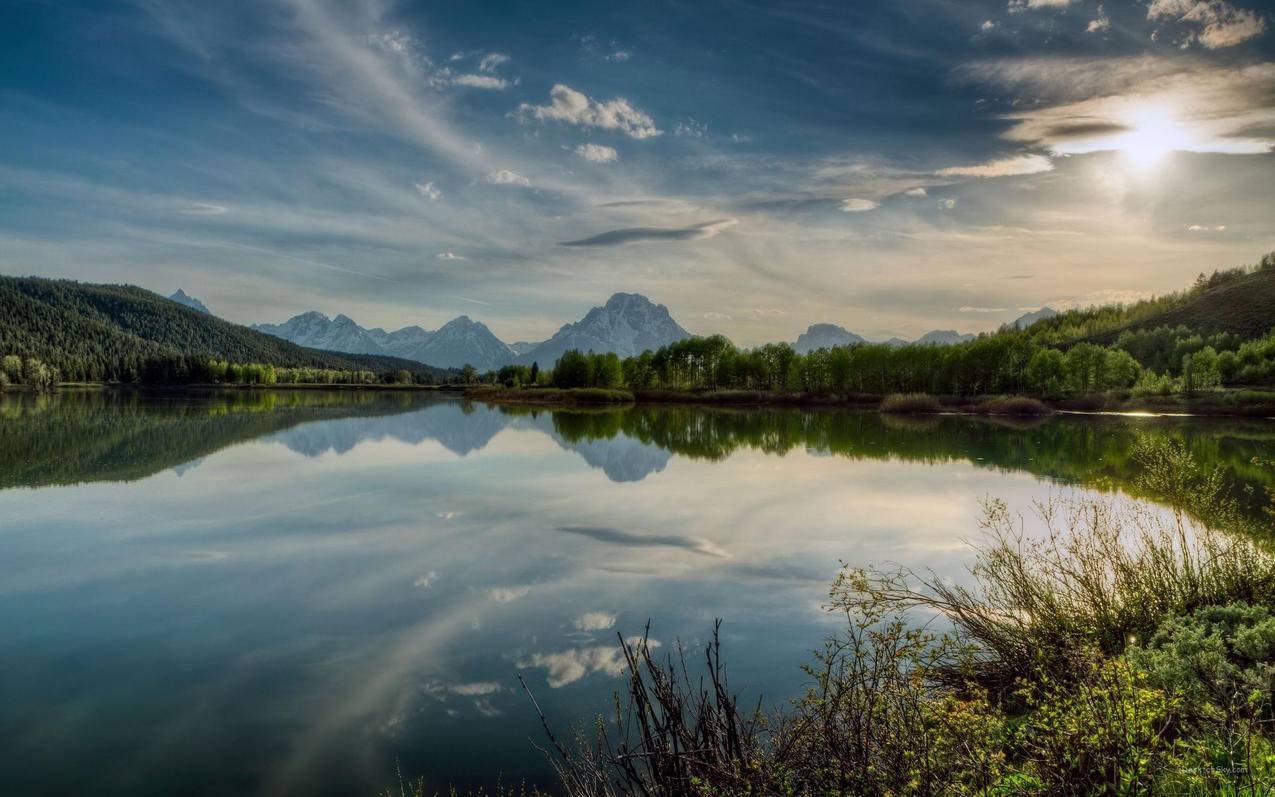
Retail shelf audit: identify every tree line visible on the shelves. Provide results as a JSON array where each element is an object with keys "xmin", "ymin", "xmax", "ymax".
[{"xmin": 490, "ymin": 322, "xmax": 1275, "ymax": 399}]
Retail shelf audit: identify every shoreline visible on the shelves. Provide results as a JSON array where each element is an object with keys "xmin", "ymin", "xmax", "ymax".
[{"xmin": 463, "ymin": 386, "xmax": 1275, "ymax": 419}]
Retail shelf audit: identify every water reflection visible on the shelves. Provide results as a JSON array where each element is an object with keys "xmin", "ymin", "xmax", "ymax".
[{"xmin": 0, "ymin": 390, "xmax": 1271, "ymax": 796}]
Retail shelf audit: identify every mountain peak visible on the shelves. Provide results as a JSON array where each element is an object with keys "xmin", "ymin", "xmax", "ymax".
[
  {"xmin": 167, "ymin": 289, "xmax": 211, "ymax": 314},
  {"xmin": 793, "ymin": 323, "xmax": 866, "ymax": 354}
]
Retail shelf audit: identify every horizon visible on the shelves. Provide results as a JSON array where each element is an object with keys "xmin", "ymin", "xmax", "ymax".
[{"xmin": 3, "ymin": 0, "xmax": 1274, "ymax": 346}]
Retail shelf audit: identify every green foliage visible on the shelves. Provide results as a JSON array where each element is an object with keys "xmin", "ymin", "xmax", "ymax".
[
  {"xmin": 0, "ymin": 275, "xmax": 449, "ymax": 382},
  {"xmin": 1016, "ymin": 651, "xmax": 1177, "ymax": 795},
  {"xmin": 1131, "ymin": 603, "xmax": 1275, "ymax": 726},
  {"xmin": 880, "ymin": 393, "xmax": 944, "ymax": 414}
]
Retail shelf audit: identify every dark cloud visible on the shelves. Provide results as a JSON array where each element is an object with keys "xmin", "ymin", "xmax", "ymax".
[
  {"xmin": 559, "ymin": 219, "xmax": 736, "ymax": 247},
  {"xmin": 1044, "ymin": 121, "xmax": 1134, "ymax": 139},
  {"xmin": 556, "ymin": 525, "xmax": 728, "ymax": 557}
]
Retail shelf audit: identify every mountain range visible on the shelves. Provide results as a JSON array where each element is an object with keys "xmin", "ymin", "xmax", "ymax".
[
  {"xmin": 789, "ymin": 308, "xmax": 1058, "ymax": 354},
  {"xmin": 253, "ymin": 295, "xmax": 1062, "ymax": 369},
  {"xmin": 253, "ymin": 293, "xmax": 692, "ymax": 371}
]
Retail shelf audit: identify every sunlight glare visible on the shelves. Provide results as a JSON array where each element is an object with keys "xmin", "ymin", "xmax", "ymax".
[{"xmin": 1115, "ymin": 108, "xmax": 1189, "ymax": 169}]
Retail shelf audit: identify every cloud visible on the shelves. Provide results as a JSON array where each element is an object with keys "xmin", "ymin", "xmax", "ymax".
[
  {"xmin": 573, "ymin": 612, "xmax": 617, "ymax": 631},
  {"xmin": 575, "ymin": 143, "xmax": 619, "ymax": 163},
  {"xmin": 449, "ymin": 681, "xmax": 502, "ymax": 696},
  {"xmin": 747, "ymin": 308, "xmax": 785, "ymax": 320},
  {"xmin": 675, "ymin": 119, "xmax": 708, "ymax": 138},
  {"xmin": 938, "ymin": 155, "xmax": 1054, "ymax": 178},
  {"xmin": 414, "ymin": 570, "xmax": 438, "ymax": 589},
  {"xmin": 560, "ymin": 219, "xmax": 737, "ymax": 247},
  {"xmin": 937, "ymin": 198, "xmax": 959, "ymax": 210},
  {"xmin": 436, "ymin": 250, "xmax": 466, "ymax": 260},
  {"xmin": 485, "ymin": 169, "xmax": 531, "ymax": 187},
  {"xmin": 981, "ymin": 19, "xmax": 997, "ymax": 31},
  {"xmin": 556, "ymin": 525, "xmax": 729, "ymax": 557},
  {"xmin": 606, "ymin": 50, "xmax": 631, "ymax": 62},
  {"xmin": 451, "ymin": 74, "xmax": 507, "ymax": 90},
  {"xmin": 1147, "ymin": 0, "xmax": 1267, "ymax": 49},
  {"xmin": 518, "ymin": 638, "xmax": 659, "ymax": 688},
  {"xmin": 840, "ymin": 198, "xmax": 879, "ymax": 212},
  {"xmin": 959, "ymin": 59, "xmax": 1275, "ymax": 156},
  {"xmin": 1187, "ymin": 224, "xmax": 1227, "ymax": 231},
  {"xmin": 702, "ymin": 311, "xmax": 732, "ymax": 321},
  {"xmin": 488, "ymin": 586, "xmax": 531, "ymax": 603},
  {"xmin": 478, "ymin": 52, "xmax": 509, "ymax": 72},
  {"xmin": 1088, "ymin": 5, "xmax": 1112, "ymax": 33},
  {"xmin": 1009, "ymin": 0, "xmax": 1072, "ymax": 11},
  {"xmin": 413, "ymin": 181, "xmax": 441, "ymax": 200},
  {"xmin": 178, "ymin": 203, "xmax": 229, "ymax": 216},
  {"xmin": 904, "ymin": 187, "xmax": 928, "ymax": 197},
  {"xmin": 959, "ymin": 305, "xmax": 1006, "ymax": 312},
  {"xmin": 516, "ymin": 84, "xmax": 661, "ymax": 139}
]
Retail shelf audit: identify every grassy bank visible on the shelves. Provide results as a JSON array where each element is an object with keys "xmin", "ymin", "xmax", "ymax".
[{"xmin": 522, "ymin": 440, "xmax": 1275, "ymax": 796}]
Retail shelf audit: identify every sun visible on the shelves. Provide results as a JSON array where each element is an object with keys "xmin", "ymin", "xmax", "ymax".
[{"xmin": 1115, "ymin": 108, "xmax": 1190, "ymax": 169}]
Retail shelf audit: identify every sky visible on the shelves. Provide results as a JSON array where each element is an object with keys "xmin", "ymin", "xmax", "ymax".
[{"xmin": 2, "ymin": 0, "xmax": 1274, "ymax": 345}]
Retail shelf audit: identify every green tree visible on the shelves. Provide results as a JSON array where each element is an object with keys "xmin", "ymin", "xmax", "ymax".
[{"xmin": 552, "ymin": 350, "xmax": 591, "ymax": 388}]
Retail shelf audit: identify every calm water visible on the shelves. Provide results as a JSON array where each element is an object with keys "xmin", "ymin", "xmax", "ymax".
[{"xmin": 1, "ymin": 390, "xmax": 1272, "ymax": 795}]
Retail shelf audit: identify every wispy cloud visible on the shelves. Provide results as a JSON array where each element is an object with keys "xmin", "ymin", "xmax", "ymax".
[
  {"xmin": 840, "ymin": 198, "xmax": 879, "ymax": 212},
  {"xmin": 451, "ymin": 73, "xmax": 507, "ymax": 90},
  {"xmin": 478, "ymin": 52, "xmax": 509, "ymax": 72},
  {"xmin": 178, "ymin": 203, "xmax": 230, "ymax": 216},
  {"xmin": 556, "ymin": 525, "xmax": 729, "ymax": 557},
  {"xmin": 560, "ymin": 219, "xmax": 737, "ymax": 247},
  {"xmin": 413, "ymin": 181, "xmax": 441, "ymax": 200},
  {"xmin": 938, "ymin": 155, "xmax": 1054, "ymax": 178}
]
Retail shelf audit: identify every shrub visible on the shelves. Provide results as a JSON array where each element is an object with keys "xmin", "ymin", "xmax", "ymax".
[
  {"xmin": 1016, "ymin": 651, "xmax": 1177, "ymax": 795},
  {"xmin": 880, "ymin": 393, "xmax": 944, "ymax": 414},
  {"xmin": 1130, "ymin": 603, "xmax": 1275, "ymax": 727},
  {"xmin": 971, "ymin": 396, "xmax": 1051, "ymax": 415}
]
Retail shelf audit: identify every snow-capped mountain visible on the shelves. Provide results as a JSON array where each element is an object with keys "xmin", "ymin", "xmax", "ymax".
[
  {"xmin": 792, "ymin": 323, "xmax": 866, "ymax": 354},
  {"xmin": 252, "ymin": 312, "xmax": 514, "ymax": 370},
  {"xmin": 252, "ymin": 312, "xmax": 385, "ymax": 355},
  {"xmin": 514, "ymin": 293, "xmax": 692, "ymax": 366},
  {"xmin": 168, "ymin": 289, "xmax": 210, "ymax": 314},
  {"xmin": 408, "ymin": 316, "xmax": 514, "ymax": 370}
]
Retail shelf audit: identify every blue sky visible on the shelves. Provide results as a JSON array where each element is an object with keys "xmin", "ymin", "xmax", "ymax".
[{"xmin": 2, "ymin": 0, "xmax": 1273, "ymax": 343}]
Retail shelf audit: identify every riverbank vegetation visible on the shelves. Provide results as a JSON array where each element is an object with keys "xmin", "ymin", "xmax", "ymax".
[
  {"xmin": 477, "ymin": 258, "xmax": 1275, "ymax": 414},
  {"xmin": 532, "ymin": 440, "xmax": 1275, "ymax": 795}
]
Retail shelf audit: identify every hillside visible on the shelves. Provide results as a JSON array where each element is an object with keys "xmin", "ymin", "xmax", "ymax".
[
  {"xmin": 1031, "ymin": 259, "xmax": 1275, "ymax": 347},
  {"xmin": 0, "ymin": 276, "xmax": 451, "ymax": 381}
]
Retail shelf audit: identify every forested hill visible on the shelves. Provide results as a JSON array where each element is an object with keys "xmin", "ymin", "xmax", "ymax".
[
  {"xmin": 0, "ymin": 276, "xmax": 452, "ymax": 381},
  {"xmin": 1028, "ymin": 255, "xmax": 1275, "ymax": 346}
]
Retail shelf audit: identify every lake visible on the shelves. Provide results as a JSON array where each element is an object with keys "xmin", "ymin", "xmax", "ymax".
[{"xmin": 1, "ymin": 390, "xmax": 1271, "ymax": 795}]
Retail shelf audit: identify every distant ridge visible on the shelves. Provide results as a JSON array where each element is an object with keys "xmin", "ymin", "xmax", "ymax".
[
  {"xmin": 254, "ymin": 293, "xmax": 695, "ymax": 370},
  {"xmin": 0, "ymin": 276, "xmax": 449, "ymax": 380},
  {"xmin": 168, "ymin": 289, "xmax": 211, "ymax": 315}
]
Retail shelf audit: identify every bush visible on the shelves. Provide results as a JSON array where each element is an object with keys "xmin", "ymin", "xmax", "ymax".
[
  {"xmin": 971, "ymin": 396, "xmax": 1051, "ymax": 415},
  {"xmin": 880, "ymin": 393, "xmax": 944, "ymax": 414},
  {"xmin": 1016, "ymin": 651, "xmax": 1176, "ymax": 795},
  {"xmin": 1131, "ymin": 603, "xmax": 1275, "ymax": 726}
]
